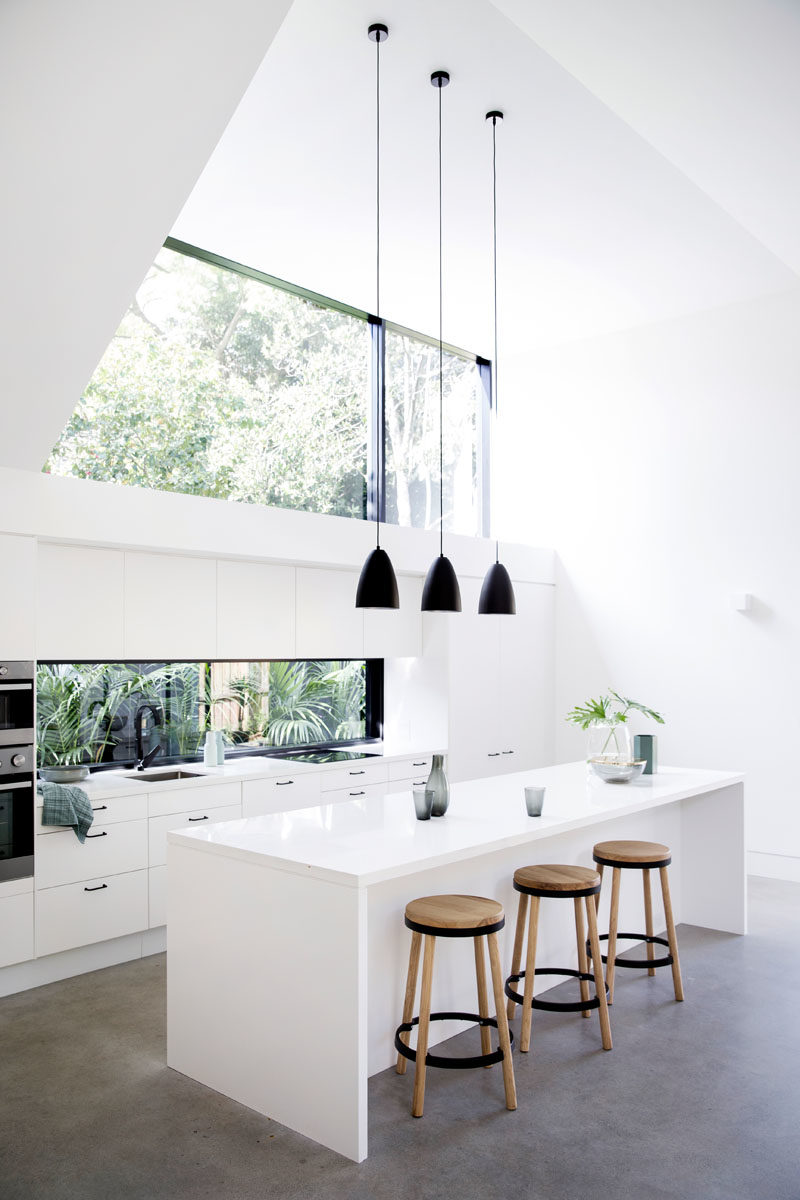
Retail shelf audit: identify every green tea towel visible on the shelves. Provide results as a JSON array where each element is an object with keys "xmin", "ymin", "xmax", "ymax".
[{"xmin": 38, "ymin": 782, "xmax": 94, "ymax": 843}]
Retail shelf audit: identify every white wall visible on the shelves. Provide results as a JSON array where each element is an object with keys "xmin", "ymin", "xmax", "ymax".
[{"xmin": 500, "ymin": 286, "xmax": 800, "ymax": 878}]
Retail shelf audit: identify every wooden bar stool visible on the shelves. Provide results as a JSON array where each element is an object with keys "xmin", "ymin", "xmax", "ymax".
[
  {"xmin": 395, "ymin": 894, "xmax": 517, "ymax": 1118},
  {"xmin": 505, "ymin": 865, "xmax": 612, "ymax": 1053},
  {"xmin": 590, "ymin": 840, "xmax": 684, "ymax": 1003}
]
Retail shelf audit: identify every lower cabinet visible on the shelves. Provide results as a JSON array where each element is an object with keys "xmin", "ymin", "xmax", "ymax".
[
  {"xmin": 35, "ymin": 870, "xmax": 149, "ymax": 957},
  {"xmin": 0, "ymin": 883, "xmax": 34, "ymax": 968},
  {"xmin": 242, "ymin": 774, "xmax": 321, "ymax": 818},
  {"xmin": 36, "ymin": 820, "xmax": 148, "ymax": 890}
]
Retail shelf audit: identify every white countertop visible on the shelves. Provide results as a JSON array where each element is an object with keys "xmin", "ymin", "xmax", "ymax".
[
  {"xmin": 167, "ymin": 762, "xmax": 744, "ymax": 888},
  {"xmin": 36, "ymin": 740, "xmax": 443, "ymax": 802}
]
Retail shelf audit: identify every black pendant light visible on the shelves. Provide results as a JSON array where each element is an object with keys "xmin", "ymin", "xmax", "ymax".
[
  {"xmin": 421, "ymin": 70, "xmax": 461, "ymax": 613},
  {"xmin": 356, "ymin": 22, "xmax": 399, "ymax": 610},
  {"xmin": 479, "ymin": 110, "xmax": 516, "ymax": 616}
]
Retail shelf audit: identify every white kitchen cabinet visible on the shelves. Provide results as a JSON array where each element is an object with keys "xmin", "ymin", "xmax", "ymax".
[
  {"xmin": 295, "ymin": 568, "xmax": 364, "ymax": 659},
  {"xmin": 124, "ymin": 552, "xmax": 216, "ymax": 659},
  {"xmin": 216, "ymin": 559, "xmax": 295, "ymax": 659},
  {"xmin": 0, "ymin": 880, "xmax": 34, "ymax": 968},
  {"xmin": 446, "ymin": 577, "xmax": 555, "ymax": 782},
  {"xmin": 388, "ymin": 755, "xmax": 433, "ymax": 784},
  {"xmin": 148, "ymin": 865, "xmax": 168, "ymax": 928},
  {"xmin": 35, "ymin": 870, "xmax": 148, "ymax": 958},
  {"xmin": 36, "ymin": 791, "xmax": 147, "ymax": 834},
  {"xmin": 149, "ymin": 803, "xmax": 241, "ymax": 868},
  {"xmin": 363, "ymin": 575, "xmax": 423, "ymax": 659},
  {"xmin": 35, "ymin": 819, "xmax": 148, "ymax": 890},
  {"xmin": 242, "ymin": 773, "xmax": 321, "ymax": 817},
  {"xmin": 0, "ymin": 534, "xmax": 36, "ymax": 658},
  {"xmin": 36, "ymin": 543, "xmax": 124, "ymax": 659},
  {"xmin": 320, "ymin": 761, "xmax": 388, "ymax": 792},
  {"xmin": 147, "ymin": 781, "xmax": 240, "ymax": 820}
]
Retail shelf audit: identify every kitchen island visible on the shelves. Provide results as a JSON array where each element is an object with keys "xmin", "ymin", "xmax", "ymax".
[{"xmin": 167, "ymin": 762, "xmax": 745, "ymax": 1162}]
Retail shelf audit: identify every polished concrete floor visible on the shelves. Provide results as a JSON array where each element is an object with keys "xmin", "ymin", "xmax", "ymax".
[{"xmin": 2, "ymin": 876, "xmax": 798, "ymax": 1200}]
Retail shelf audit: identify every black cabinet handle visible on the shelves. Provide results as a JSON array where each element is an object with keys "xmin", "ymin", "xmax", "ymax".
[
  {"xmin": 412, "ymin": 761, "xmax": 426, "ymax": 767},
  {"xmin": 488, "ymin": 752, "xmax": 501, "ymax": 758},
  {"xmin": 502, "ymin": 750, "xmax": 514, "ymax": 755},
  {"xmin": 84, "ymin": 883, "xmax": 108, "ymax": 892},
  {"xmin": 86, "ymin": 830, "xmax": 107, "ymax": 838},
  {"xmin": 349, "ymin": 790, "xmax": 366, "ymax": 797},
  {"xmin": 275, "ymin": 780, "xmax": 294, "ymax": 786},
  {"xmin": 92, "ymin": 804, "xmax": 108, "ymax": 812},
  {"xmin": 413, "ymin": 779, "xmax": 426, "ymax": 786},
  {"xmin": 188, "ymin": 815, "xmax": 209, "ymax": 822},
  {"xmin": 348, "ymin": 770, "xmax": 366, "ymax": 776}
]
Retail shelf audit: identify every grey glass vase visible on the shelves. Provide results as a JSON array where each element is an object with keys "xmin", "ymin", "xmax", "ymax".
[{"xmin": 426, "ymin": 754, "xmax": 450, "ymax": 817}]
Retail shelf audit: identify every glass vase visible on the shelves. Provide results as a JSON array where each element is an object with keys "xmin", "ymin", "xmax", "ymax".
[
  {"xmin": 587, "ymin": 723, "xmax": 632, "ymax": 764},
  {"xmin": 426, "ymin": 754, "xmax": 450, "ymax": 817}
]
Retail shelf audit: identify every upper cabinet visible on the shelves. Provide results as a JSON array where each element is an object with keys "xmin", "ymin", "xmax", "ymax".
[
  {"xmin": 216, "ymin": 560, "xmax": 295, "ymax": 660},
  {"xmin": 124, "ymin": 552, "xmax": 216, "ymax": 660},
  {"xmin": 0, "ymin": 535, "xmax": 36, "ymax": 659},
  {"xmin": 295, "ymin": 568, "xmax": 364, "ymax": 659},
  {"xmin": 36, "ymin": 542, "xmax": 123, "ymax": 660},
  {"xmin": 363, "ymin": 574, "xmax": 423, "ymax": 659}
]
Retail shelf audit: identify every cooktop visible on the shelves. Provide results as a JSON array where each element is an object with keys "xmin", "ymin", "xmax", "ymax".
[{"xmin": 273, "ymin": 749, "xmax": 382, "ymax": 765}]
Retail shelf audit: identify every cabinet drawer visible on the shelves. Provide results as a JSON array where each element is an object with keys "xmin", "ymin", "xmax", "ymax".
[
  {"xmin": 388, "ymin": 756, "xmax": 433, "ymax": 783},
  {"xmin": 321, "ymin": 762, "xmax": 389, "ymax": 792},
  {"xmin": 242, "ymin": 774, "xmax": 321, "ymax": 817},
  {"xmin": 0, "ymin": 891, "xmax": 34, "ymax": 968},
  {"xmin": 35, "ymin": 870, "xmax": 148, "ymax": 957},
  {"xmin": 35, "ymin": 819, "xmax": 148, "ymax": 889},
  {"xmin": 148, "ymin": 781, "xmax": 241, "ymax": 818},
  {"xmin": 324, "ymin": 781, "xmax": 387, "ymax": 804},
  {"xmin": 36, "ymin": 792, "xmax": 147, "ymax": 835},
  {"xmin": 149, "ymin": 865, "xmax": 167, "ymax": 929},
  {"xmin": 148, "ymin": 803, "xmax": 241, "ymax": 868}
]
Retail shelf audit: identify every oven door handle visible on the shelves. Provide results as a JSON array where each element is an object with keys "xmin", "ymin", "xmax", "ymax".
[
  {"xmin": 0, "ymin": 682, "xmax": 33, "ymax": 691},
  {"xmin": 1, "ymin": 780, "xmax": 33, "ymax": 791}
]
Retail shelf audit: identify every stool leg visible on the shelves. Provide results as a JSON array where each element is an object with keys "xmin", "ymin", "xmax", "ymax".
[
  {"xmin": 411, "ymin": 934, "xmax": 436, "ymax": 1117},
  {"xmin": 520, "ymin": 895, "xmax": 540, "ymax": 1053},
  {"xmin": 396, "ymin": 930, "xmax": 422, "ymax": 1075},
  {"xmin": 594, "ymin": 862, "xmax": 605, "ymax": 913},
  {"xmin": 642, "ymin": 868, "xmax": 656, "ymax": 977},
  {"xmin": 659, "ymin": 866, "xmax": 685, "ymax": 1002},
  {"xmin": 606, "ymin": 867, "xmax": 621, "ymax": 1004},
  {"xmin": 585, "ymin": 895, "xmax": 613, "ymax": 1050},
  {"xmin": 574, "ymin": 897, "xmax": 591, "ymax": 1018},
  {"xmin": 506, "ymin": 892, "xmax": 529, "ymax": 1020},
  {"xmin": 487, "ymin": 931, "xmax": 517, "ymax": 1111},
  {"xmin": 474, "ymin": 935, "xmax": 492, "ymax": 1062}
]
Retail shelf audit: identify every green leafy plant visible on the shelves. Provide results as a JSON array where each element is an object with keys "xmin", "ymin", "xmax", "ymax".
[
  {"xmin": 36, "ymin": 664, "xmax": 118, "ymax": 767},
  {"xmin": 565, "ymin": 690, "xmax": 665, "ymax": 731}
]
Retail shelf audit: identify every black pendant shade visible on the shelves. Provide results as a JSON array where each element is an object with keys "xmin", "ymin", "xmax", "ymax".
[
  {"xmin": 421, "ymin": 553, "xmax": 462, "ymax": 613},
  {"xmin": 355, "ymin": 546, "xmax": 399, "ymax": 609},
  {"xmin": 478, "ymin": 559, "xmax": 516, "ymax": 615}
]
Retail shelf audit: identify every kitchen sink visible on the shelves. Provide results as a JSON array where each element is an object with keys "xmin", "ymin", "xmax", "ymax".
[{"xmin": 123, "ymin": 768, "xmax": 205, "ymax": 782}]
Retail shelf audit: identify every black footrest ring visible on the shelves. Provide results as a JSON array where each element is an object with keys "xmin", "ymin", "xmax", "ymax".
[
  {"xmin": 394, "ymin": 1011, "xmax": 514, "ymax": 1069},
  {"xmin": 504, "ymin": 967, "xmax": 608, "ymax": 1013},
  {"xmin": 586, "ymin": 932, "xmax": 674, "ymax": 970}
]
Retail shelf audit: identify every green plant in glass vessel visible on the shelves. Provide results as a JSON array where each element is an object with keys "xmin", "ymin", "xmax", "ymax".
[{"xmin": 566, "ymin": 691, "xmax": 664, "ymax": 763}]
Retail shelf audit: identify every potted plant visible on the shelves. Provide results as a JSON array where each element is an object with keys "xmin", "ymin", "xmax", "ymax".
[{"xmin": 566, "ymin": 690, "xmax": 664, "ymax": 763}]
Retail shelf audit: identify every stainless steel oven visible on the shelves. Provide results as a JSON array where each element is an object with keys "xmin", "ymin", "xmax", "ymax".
[
  {"xmin": 0, "ymin": 661, "xmax": 34, "ymax": 747},
  {"xmin": 0, "ymin": 743, "xmax": 34, "ymax": 882}
]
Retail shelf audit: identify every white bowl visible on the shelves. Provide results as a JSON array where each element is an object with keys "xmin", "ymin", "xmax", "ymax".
[{"xmin": 588, "ymin": 759, "xmax": 646, "ymax": 784}]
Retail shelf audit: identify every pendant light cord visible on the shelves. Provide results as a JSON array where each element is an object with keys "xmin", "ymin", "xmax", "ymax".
[
  {"xmin": 438, "ymin": 80, "xmax": 444, "ymax": 557},
  {"xmin": 375, "ymin": 30, "xmax": 382, "ymax": 550},
  {"xmin": 491, "ymin": 115, "xmax": 499, "ymax": 563}
]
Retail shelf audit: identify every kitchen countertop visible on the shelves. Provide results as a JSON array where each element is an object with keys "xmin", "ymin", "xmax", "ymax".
[
  {"xmin": 35, "ymin": 740, "xmax": 444, "ymax": 802},
  {"xmin": 168, "ymin": 762, "xmax": 745, "ymax": 887}
]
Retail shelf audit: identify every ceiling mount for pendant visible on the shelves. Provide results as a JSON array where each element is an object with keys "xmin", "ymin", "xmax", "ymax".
[
  {"xmin": 479, "ymin": 107, "xmax": 516, "ymax": 615},
  {"xmin": 422, "ymin": 67, "xmax": 461, "ymax": 613},
  {"xmin": 356, "ymin": 21, "xmax": 399, "ymax": 610}
]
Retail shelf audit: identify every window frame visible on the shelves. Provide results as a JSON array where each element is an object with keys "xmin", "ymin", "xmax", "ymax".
[{"xmin": 164, "ymin": 236, "xmax": 491, "ymax": 537}]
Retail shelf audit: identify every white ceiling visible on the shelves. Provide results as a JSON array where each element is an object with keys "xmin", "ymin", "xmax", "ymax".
[{"xmin": 174, "ymin": 0, "xmax": 799, "ymax": 359}]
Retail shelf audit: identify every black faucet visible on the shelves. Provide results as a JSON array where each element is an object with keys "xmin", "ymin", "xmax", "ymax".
[{"xmin": 134, "ymin": 703, "xmax": 163, "ymax": 771}]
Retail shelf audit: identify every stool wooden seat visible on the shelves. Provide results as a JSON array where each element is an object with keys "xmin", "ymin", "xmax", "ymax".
[
  {"xmin": 505, "ymin": 864, "xmax": 612, "ymax": 1054},
  {"xmin": 396, "ymin": 894, "xmax": 516, "ymax": 1118},
  {"xmin": 590, "ymin": 839, "xmax": 684, "ymax": 1004}
]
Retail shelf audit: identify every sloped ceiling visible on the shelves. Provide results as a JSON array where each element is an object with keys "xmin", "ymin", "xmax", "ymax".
[
  {"xmin": 2, "ymin": 0, "xmax": 797, "ymax": 473},
  {"xmin": 0, "ymin": 0, "xmax": 292, "ymax": 472}
]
